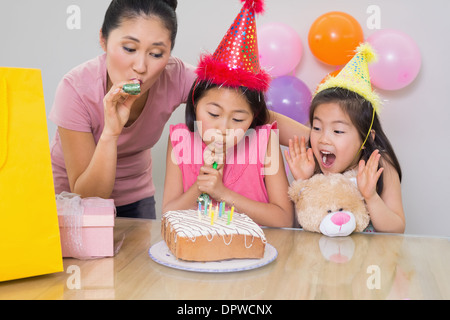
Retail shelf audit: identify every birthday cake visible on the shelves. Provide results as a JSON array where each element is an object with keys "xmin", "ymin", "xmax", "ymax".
[{"xmin": 161, "ymin": 209, "xmax": 266, "ymax": 262}]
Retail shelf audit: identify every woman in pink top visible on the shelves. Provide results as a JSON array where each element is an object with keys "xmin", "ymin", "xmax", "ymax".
[
  {"xmin": 50, "ymin": 0, "xmax": 308, "ymax": 219},
  {"xmin": 49, "ymin": 0, "xmax": 192, "ymax": 219}
]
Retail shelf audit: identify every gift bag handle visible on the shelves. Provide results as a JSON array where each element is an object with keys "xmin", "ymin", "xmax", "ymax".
[{"xmin": 0, "ymin": 77, "xmax": 8, "ymax": 170}]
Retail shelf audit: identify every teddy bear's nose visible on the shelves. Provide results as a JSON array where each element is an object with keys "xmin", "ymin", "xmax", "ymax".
[{"xmin": 330, "ymin": 211, "xmax": 351, "ymax": 226}]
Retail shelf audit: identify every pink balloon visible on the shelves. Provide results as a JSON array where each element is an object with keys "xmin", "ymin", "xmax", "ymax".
[
  {"xmin": 367, "ymin": 29, "xmax": 421, "ymax": 91},
  {"xmin": 258, "ymin": 23, "xmax": 303, "ymax": 77}
]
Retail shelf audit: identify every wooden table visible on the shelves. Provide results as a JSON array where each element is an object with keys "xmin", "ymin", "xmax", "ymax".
[{"xmin": 1, "ymin": 218, "xmax": 449, "ymax": 300}]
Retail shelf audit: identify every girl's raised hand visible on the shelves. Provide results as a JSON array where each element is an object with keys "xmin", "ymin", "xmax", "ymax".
[
  {"xmin": 357, "ymin": 149, "xmax": 384, "ymax": 201},
  {"xmin": 284, "ymin": 135, "xmax": 315, "ymax": 181}
]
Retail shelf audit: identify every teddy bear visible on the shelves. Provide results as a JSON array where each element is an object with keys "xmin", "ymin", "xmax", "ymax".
[{"xmin": 288, "ymin": 171, "xmax": 370, "ymax": 237}]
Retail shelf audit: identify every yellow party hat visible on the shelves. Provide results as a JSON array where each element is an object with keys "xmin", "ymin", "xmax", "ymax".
[{"xmin": 315, "ymin": 43, "xmax": 382, "ymax": 113}]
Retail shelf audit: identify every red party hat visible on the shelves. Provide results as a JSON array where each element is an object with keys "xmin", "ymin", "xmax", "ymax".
[{"xmin": 196, "ymin": 0, "xmax": 271, "ymax": 92}]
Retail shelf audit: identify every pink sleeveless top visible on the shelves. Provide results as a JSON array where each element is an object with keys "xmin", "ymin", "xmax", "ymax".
[{"xmin": 169, "ymin": 122, "xmax": 277, "ymax": 203}]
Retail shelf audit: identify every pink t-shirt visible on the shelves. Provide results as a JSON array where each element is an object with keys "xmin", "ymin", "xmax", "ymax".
[
  {"xmin": 49, "ymin": 54, "xmax": 196, "ymax": 206},
  {"xmin": 169, "ymin": 122, "xmax": 278, "ymax": 204}
]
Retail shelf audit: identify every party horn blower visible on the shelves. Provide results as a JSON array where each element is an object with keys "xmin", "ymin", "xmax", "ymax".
[{"xmin": 123, "ymin": 83, "xmax": 141, "ymax": 95}]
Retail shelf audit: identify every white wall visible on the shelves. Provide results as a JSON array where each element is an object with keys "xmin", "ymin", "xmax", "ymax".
[{"xmin": 1, "ymin": 0, "xmax": 449, "ymax": 236}]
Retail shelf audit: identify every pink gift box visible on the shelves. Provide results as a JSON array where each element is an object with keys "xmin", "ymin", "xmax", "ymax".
[{"xmin": 57, "ymin": 198, "xmax": 115, "ymax": 258}]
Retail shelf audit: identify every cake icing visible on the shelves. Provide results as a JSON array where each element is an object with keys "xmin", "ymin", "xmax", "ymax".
[{"xmin": 162, "ymin": 209, "xmax": 266, "ymax": 246}]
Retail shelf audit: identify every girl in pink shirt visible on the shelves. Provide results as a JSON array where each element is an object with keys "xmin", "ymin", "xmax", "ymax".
[
  {"xmin": 162, "ymin": 0, "xmax": 294, "ymax": 227},
  {"xmin": 162, "ymin": 82, "xmax": 294, "ymax": 228}
]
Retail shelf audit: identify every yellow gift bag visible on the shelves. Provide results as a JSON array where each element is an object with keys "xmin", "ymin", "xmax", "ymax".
[{"xmin": 0, "ymin": 67, "xmax": 63, "ymax": 281}]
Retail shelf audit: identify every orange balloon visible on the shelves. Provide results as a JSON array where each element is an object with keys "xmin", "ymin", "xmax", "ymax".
[{"xmin": 308, "ymin": 11, "xmax": 364, "ymax": 66}]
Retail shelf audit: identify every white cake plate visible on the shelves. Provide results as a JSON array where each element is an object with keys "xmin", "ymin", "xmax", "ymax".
[{"xmin": 148, "ymin": 240, "xmax": 277, "ymax": 273}]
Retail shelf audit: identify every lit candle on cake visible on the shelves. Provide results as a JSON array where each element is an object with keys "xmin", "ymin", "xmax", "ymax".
[
  {"xmin": 215, "ymin": 202, "xmax": 219, "ymax": 219},
  {"xmin": 204, "ymin": 198, "xmax": 208, "ymax": 216},
  {"xmin": 219, "ymin": 201, "xmax": 224, "ymax": 217},
  {"xmin": 198, "ymin": 193, "xmax": 210, "ymax": 216},
  {"xmin": 208, "ymin": 201, "xmax": 212, "ymax": 217},
  {"xmin": 210, "ymin": 206, "xmax": 214, "ymax": 225},
  {"xmin": 198, "ymin": 201, "xmax": 202, "ymax": 220},
  {"xmin": 228, "ymin": 203, "xmax": 235, "ymax": 225}
]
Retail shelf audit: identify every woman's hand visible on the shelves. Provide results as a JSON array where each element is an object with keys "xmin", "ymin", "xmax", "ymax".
[
  {"xmin": 102, "ymin": 80, "xmax": 140, "ymax": 138},
  {"xmin": 357, "ymin": 149, "xmax": 384, "ymax": 201},
  {"xmin": 284, "ymin": 135, "xmax": 315, "ymax": 181}
]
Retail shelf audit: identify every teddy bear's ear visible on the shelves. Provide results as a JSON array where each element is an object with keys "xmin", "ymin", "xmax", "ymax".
[{"xmin": 288, "ymin": 179, "xmax": 308, "ymax": 203}]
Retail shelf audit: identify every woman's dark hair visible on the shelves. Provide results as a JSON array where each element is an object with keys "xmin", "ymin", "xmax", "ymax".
[
  {"xmin": 185, "ymin": 79, "xmax": 270, "ymax": 132},
  {"xmin": 101, "ymin": 0, "xmax": 178, "ymax": 50},
  {"xmin": 310, "ymin": 87, "xmax": 402, "ymax": 194}
]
